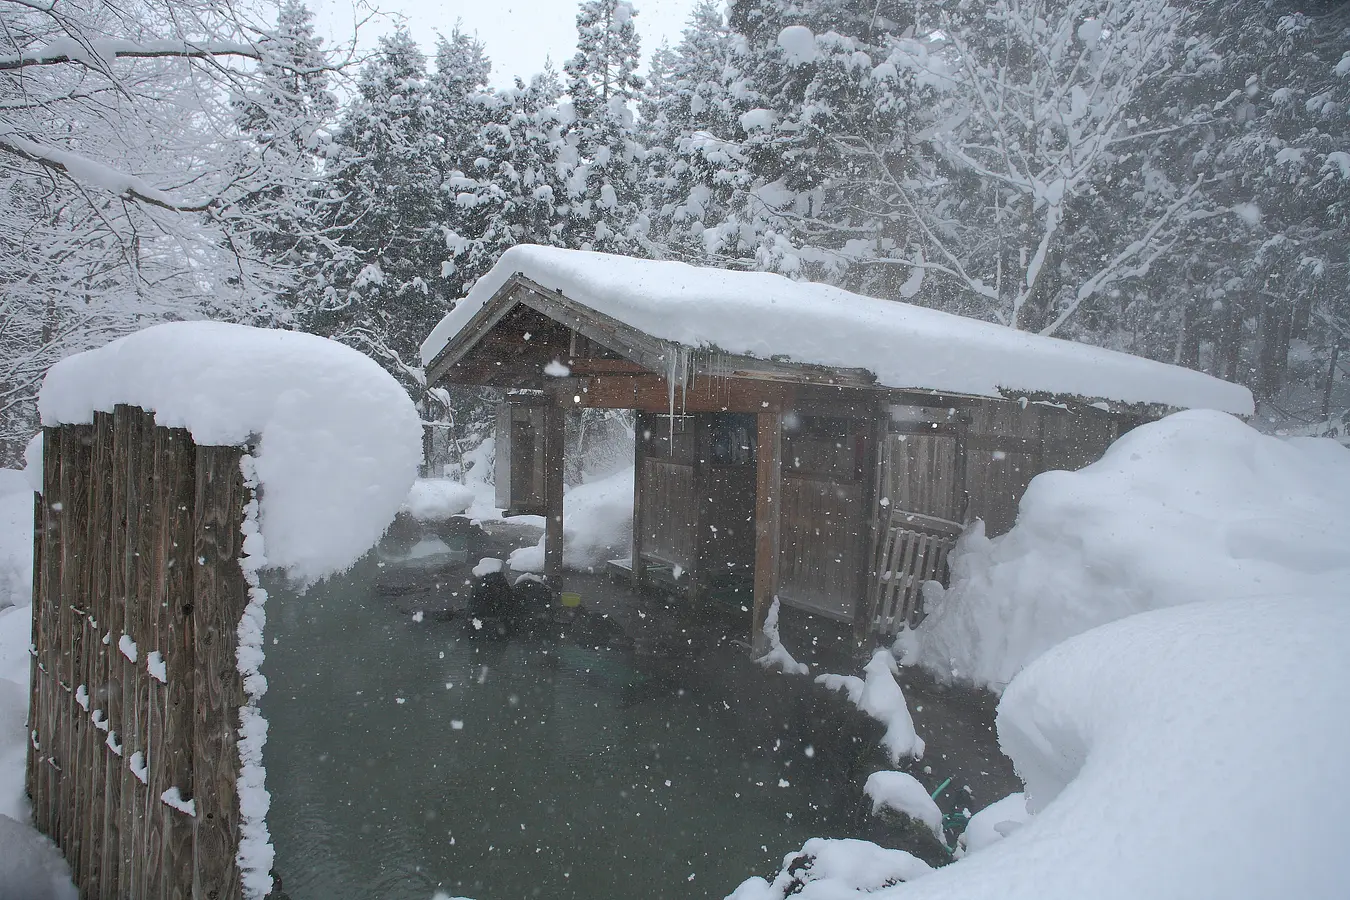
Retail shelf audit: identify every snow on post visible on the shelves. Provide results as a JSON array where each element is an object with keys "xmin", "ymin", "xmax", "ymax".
[
  {"xmin": 39, "ymin": 321, "xmax": 423, "ymax": 584},
  {"xmin": 37, "ymin": 322, "xmax": 422, "ymax": 899}
]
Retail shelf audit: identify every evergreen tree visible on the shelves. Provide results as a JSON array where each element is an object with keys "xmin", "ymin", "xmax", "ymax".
[
  {"xmin": 225, "ymin": 0, "xmax": 337, "ymax": 320},
  {"xmin": 303, "ymin": 28, "xmax": 447, "ymax": 388},
  {"xmin": 560, "ymin": 0, "xmax": 650, "ymax": 253},
  {"xmin": 643, "ymin": 0, "xmax": 752, "ymax": 263}
]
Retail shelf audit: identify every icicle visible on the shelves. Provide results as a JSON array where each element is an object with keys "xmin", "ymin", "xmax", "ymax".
[{"xmin": 667, "ymin": 352, "xmax": 676, "ymax": 447}]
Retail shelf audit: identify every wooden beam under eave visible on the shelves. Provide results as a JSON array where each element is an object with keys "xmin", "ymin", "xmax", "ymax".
[
  {"xmin": 576, "ymin": 374, "xmax": 790, "ymax": 414},
  {"xmin": 752, "ymin": 410, "xmax": 783, "ymax": 656},
  {"xmin": 543, "ymin": 404, "xmax": 565, "ymax": 586}
]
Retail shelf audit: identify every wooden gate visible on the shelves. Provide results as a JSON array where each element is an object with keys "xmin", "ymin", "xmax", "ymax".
[
  {"xmin": 866, "ymin": 428, "xmax": 965, "ymax": 636},
  {"xmin": 27, "ymin": 405, "xmax": 253, "ymax": 900}
]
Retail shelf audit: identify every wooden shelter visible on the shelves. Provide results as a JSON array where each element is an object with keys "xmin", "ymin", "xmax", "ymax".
[{"xmin": 422, "ymin": 247, "xmax": 1253, "ymax": 650}]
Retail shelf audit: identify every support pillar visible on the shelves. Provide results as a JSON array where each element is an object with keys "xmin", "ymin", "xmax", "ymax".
[
  {"xmin": 543, "ymin": 403, "xmax": 565, "ymax": 586},
  {"xmin": 752, "ymin": 410, "xmax": 782, "ymax": 655},
  {"xmin": 630, "ymin": 411, "xmax": 646, "ymax": 589}
]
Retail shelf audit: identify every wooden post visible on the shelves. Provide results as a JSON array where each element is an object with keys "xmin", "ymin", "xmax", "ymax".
[
  {"xmin": 752, "ymin": 411, "xmax": 782, "ymax": 655},
  {"xmin": 159, "ymin": 428, "xmax": 196, "ymax": 900},
  {"xmin": 853, "ymin": 411, "xmax": 886, "ymax": 648},
  {"xmin": 543, "ymin": 403, "xmax": 565, "ymax": 585},
  {"xmin": 630, "ymin": 411, "xmax": 646, "ymax": 588},
  {"xmin": 192, "ymin": 445, "xmax": 248, "ymax": 900},
  {"xmin": 26, "ymin": 458, "xmax": 45, "ymax": 825}
]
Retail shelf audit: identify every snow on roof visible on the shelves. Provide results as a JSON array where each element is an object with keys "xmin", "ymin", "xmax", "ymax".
[
  {"xmin": 39, "ymin": 322, "xmax": 423, "ymax": 583},
  {"xmin": 421, "ymin": 246, "xmax": 1253, "ymax": 415}
]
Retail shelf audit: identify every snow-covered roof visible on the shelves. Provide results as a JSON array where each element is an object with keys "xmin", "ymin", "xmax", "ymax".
[{"xmin": 421, "ymin": 246, "xmax": 1254, "ymax": 415}]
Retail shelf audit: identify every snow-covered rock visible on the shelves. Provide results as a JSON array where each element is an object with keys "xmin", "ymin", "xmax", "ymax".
[
  {"xmin": 900, "ymin": 410, "xmax": 1350, "ymax": 691},
  {"xmin": 755, "ymin": 598, "xmax": 809, "ymax": 675},
  {"xmin": 38, "ymin": 322, "xmax": 423, "ymax": 584},
  {"xmin": 819, "ymin": 650, "xmax": 924, "ymax": 764},
  {"xmin": 864, "ymin": 771, "xmax": 945, "ymax": 844},
  {"xmin": 728, "ymin": 837, "xmax": 932, "ymax": 900}
]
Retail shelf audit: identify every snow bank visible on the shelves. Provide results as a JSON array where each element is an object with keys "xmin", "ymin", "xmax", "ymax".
[
  {"xmin": 403, "ymin": 478, "xmax": 475, "ymax": 521},
  {"xmin": 38, "ymin": 322, "xmax": 423, "ymax": 583},
  {"xmin": 901, "ymin": 410, "xmax": 1350, "ymax": 691},
  {"xmin": 0, "ymin": 470, "xmax": 32, "ymax": 612},
  {"xmin": 818, "ymin": 650, "xmax": 924, "ymax": 763},
  {"xmin": 422, "ymin": 246, "xmax": 1251, "ymax": 414},
  {"xmin": 507, "ymin": 466, "xmax": 634, "ymax": 573},
  {"xmin": 735, "ymin": 596, "xmax": 1350, "ymax": 900},
  {"xmin": 0, "ymin": 814, "xmax": 77, "ymax": 900}
]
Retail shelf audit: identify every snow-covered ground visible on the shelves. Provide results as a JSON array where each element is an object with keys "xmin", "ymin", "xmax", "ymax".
[{"xmin": 899, "ymin": 409, "xmax": 1350, "ymax": 692}]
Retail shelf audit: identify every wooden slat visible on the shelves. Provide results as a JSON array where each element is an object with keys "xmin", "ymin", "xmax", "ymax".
[
  {"xmin": 141, "ymin": 424, "xmax": 171, "ymax": 900},
  {"xmin": 192, "ymin": 446, "xmax": 248, "ymax": 900},
  {"xmin": 137, "ymin": 411, "xmax": 163, "ymax": 898},
  {"xmin": 160, "ymin": 429, "xmax": 197, "ymax": 900},
  {"xmin": 100, "ymin": 407, "xmax": 133, "ymax": 899},
  {"xmin": 81, "ymin": 411, "xmax": 114, "ymax": 895},
  {"xmin": 119, "ymin": 408, "xmax": 150, "ymax": 899},
  {"xmin": 58, "ymin": 424, "xmax": 93, "ymax": 861}
]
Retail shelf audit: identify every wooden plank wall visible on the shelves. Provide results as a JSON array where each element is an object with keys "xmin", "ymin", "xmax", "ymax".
[
  {"xmin": 25, "ymin": 407, "xmax": 252, "ymax": 900},
  {"xmin": 639, "ymin": 459, "xmax": 698, "ymax": 570},
  {"xmin": 777, "ymin": 476, "xmax": 864, "ymax": 620}
]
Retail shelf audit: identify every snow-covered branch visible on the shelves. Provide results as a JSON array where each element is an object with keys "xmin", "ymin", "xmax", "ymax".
[{"xmin": 0, "ymin": 38, "xmax": 260, "ymax": 72}]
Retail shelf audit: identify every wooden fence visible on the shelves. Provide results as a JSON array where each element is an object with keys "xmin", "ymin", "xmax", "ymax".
[{"xmin": 26, "ymin": 405, "xmax": 253, "ymax": 900}]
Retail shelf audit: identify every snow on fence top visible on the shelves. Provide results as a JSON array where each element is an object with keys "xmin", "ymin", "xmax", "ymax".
[
  {"xmin": 421, "ymin": 246, "xmax": 1254, "ymax": 415},
  {"xmin": 39, "ymin": 322, "xmax": 423, "ymax": 583}
]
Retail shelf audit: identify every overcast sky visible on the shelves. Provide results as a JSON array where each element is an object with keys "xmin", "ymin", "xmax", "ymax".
[{"xmin": 310, "ymin": 0, "xmax": 700, "ymax": 88}]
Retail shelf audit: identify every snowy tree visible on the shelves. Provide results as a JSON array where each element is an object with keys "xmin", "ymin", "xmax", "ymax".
[
  {"xmin": 302, "ymin": 28, "xmax": 448, "ymax": 390},
  {"xmin": 643, "ymin": 0, "xmax": 753, "ymax": 263},
  {"xmin": 0, "ymin": 0, "xmax": 342, "ymax": 462},
  {"xmin": 560, "ymin": 0, "xmax": 649, "ymax": 254},
  {"xmin": 224, "ymin": 0, "xmax": 339, "ymax": 313}
]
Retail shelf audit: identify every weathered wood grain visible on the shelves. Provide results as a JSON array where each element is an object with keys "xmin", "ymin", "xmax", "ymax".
[
  {"xmin": 752, "ymin": 412, "xmax": 782, "ymax": 654},
  {"xmin": 160, "ymin": 428, "xmax": 197, "ymax": 900},
  {"xmin": 192, "ymin": 445, "xmax": 248, "ymax": 900},
  {"xmin": 80, "ymin": 411, "xmax": 114, "ymax": 895},
  {"xmin": 140, "ymin": 423, "xmax": 170, "ymax": 900}
]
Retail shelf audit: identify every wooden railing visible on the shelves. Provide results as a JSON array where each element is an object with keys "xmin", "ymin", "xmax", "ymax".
[
  {"xmin": 868, "ymin": 509, "xmax": 962, "ymax": 636},
  {"xmin": 27, "ymin": 405, "xmax": 252, "ymax": 900}
]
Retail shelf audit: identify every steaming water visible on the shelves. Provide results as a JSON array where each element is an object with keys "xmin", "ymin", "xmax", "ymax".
[{"xmin": 262, "ymin": 556, "xmax": 867, "ymax": 900}]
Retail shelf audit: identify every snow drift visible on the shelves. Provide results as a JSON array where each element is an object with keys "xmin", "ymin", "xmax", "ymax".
[
  {"xmin": 900, "ymin": 410, "xmax": 1350, "ymax": 691},
  {"xmin": 507, "ymin": 466, "xmax": 634, "ymax": 573},
  {"xmin": 38, "ymin": 322, "xmax": 423, "ymax": 583},
  {"xmin": 734, "ymin": 595, "xmax": 1350, "ymax": 900}
]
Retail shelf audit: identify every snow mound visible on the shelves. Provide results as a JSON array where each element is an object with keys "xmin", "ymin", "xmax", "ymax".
[
  {"xmin": 956, "ymin": 792, "xmax": 1028, "ymax": 856},
  {"xmin": 819, "ymin": 650, "xmax": 924, "ymax": 763},
  {"xmin": 740, "ymin": 596, "xmax": 1350, "ymax": 900},
  {"xmin": 728, "ymin": 838, "xmax": 932, "ymax": 900},
  {"xmin": 38, "ymin": 322, "xmax": 423, "ymax": 583},
  {"xmin": 0, "ymin": 471, "xmax": 32, "ymax": 612},
  {"xmin": 755, "ymin": 598, "xmax": 809, "ymax": 675},
  {"xmin": 507, "ymin": 466, "xmax": 633, "ymax": 573},
  {"xmin": 0, "ymin": 814, "xmax": 77, "ymax": 900},
  {"xmin": 403, "ymin": 478, "xmax": 475, "ymax": 521},
  {"xmin": 864, "ymin": 771, "xmax": 945, "ymax": 844},
  {"xmin": 901, "ymin": 410, "xmax": 1350, "ymax": 691},
  {"xmin": 422, "ymin": 246, "xmax": 1251, "ymax": 414}
]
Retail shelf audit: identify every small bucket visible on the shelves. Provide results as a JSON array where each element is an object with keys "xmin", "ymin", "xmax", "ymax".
[{"xmin": 560, "ymin": 591, "xmax": 582, "ymax": 608}]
